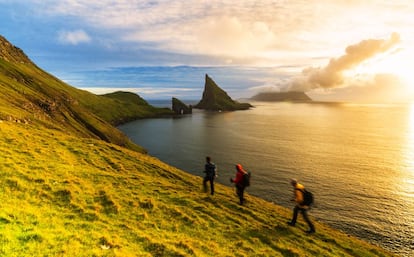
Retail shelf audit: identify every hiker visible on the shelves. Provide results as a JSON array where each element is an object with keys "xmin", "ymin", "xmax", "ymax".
[
  {"xmin": 203, "ymin": 156, "xmax": 217, "ymax": 195},
  {"xmin": 230, "ymin": 164, "xmax": 247, "ymax": 205},
  {"xmin": 287, "ymin": 179, "xmax": 315, "ymax": 234}
]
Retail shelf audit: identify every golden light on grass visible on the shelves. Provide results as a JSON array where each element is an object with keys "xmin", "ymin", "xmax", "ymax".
[{"xmin": 0, "ymin": 121, "xmax": 396, "ymax": 257}]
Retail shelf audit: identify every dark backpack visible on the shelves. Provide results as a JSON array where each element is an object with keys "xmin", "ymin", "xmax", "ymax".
[
  {"xmin": 297, "ymin": 188, "xmax": 314, "ymax": 206},
  {"xmin": 242, "ymin": 171, "xmax": 251, "ymax": 187},
  {"xmin": 205, "ymin": 163, "xmax": 216, "ymax": 177}
]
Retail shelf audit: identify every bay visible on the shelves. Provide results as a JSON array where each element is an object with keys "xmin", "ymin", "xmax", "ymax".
[{"xmin": 118, "ymin": 101, "xmax": 414, "ymax": 256}]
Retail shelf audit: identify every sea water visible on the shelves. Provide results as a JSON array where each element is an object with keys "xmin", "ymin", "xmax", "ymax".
[{"xmin": 118, "ymin": 101, "xmax": 414, "ymax": 256}]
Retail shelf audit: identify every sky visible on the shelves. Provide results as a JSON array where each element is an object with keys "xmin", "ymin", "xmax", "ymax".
[{"xmin": 1, "ymin": 0, "xmax": 414, "ymax": 102}]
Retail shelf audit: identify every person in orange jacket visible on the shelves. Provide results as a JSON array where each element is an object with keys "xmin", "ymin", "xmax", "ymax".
[
  {"xmin": 230, "ymin": 164, "xmax": 247, "ymax": 205},
  {"xmin": 287, "ymin": 179, "xmax": 315, "ymax": 234}
]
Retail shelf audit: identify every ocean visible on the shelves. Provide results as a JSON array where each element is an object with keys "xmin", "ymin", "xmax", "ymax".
[{"xmin": 118, "ymin": 101, "xmax": 414, "ymax": 256}]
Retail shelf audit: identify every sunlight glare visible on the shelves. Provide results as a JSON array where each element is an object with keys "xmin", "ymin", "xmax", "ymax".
[
  {"xmin": 403, "ymin": 104, "xmax": 414, "ymax": 200},
  {"xmin": 405, "ymin": 104, "xmax": 414, "ymax": 170},
  {"xmin": 375, "ymin": 50, "xmax": 413, "ymax": 82},
  {"xmin": 349, "ymin": 47, "xmax": 414, "ymax": 102},
  {"xmin": 380, "ymin": 48, "xmax": 412, "ymax": 77}
]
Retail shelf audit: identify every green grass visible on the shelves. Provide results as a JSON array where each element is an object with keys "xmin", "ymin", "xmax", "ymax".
[
  {"xmin": 0, "ymin": 35, "xmax": 396, "ymax": 256},
  {"xmin": 0, "ymin": 121, "xmax": 396, "ymax": 257},
  {"xmin": 0, "ymin": 54, "xmax": 172, "ymax": 152}
]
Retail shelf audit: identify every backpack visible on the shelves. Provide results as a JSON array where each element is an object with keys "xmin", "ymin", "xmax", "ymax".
[
  {"xmin": 297, "ymin": 188, "xmax": 314, "ymax": 206},
  {"xmin": 242, "ymin": 171, "xmax": 251, "ymax": 187},
  {"xmin": 205, "ymin": 162, "xmax": 216, "ymax": 177}
]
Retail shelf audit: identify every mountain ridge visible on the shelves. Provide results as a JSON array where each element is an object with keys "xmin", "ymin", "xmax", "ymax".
[
  {"xmin": 0, "ymin": 35, "xmax": 31, "ymax": 64},
  {"xmin": 0, "ymin": 35, "xmax": 172, "ymax": 152}
]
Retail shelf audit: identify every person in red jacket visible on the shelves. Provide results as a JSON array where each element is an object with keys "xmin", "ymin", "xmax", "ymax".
[{"xmin": 230, "ymin": 164, "xmax": 247, "ymax": 205}]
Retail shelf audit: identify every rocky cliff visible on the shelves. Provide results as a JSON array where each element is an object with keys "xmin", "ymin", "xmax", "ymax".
[
  {"xmin": 194, "ymin": 74, "xmax": 252, "ymax": 111},
  {"xmin": 172, "ymin": 97, "xmax": 192, "ymax": 114},
  {"xmin": 0, "ymin": 35, "xmax": 31, "ymax": 64}
]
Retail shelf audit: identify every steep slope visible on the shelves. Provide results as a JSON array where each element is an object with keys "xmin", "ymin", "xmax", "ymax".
[
  {"xmin": 0, "ymin": 35, "xmax": 396, "ymax": 256},
  {"xmin": 0, "ymin": 35, "xmax": 171, "ymax": 151},
  {"xmin": 194, "ymin": 74, "xmax": 252, "ymax": 111},
  {"xmin": 0, "ymin": 122, "xmax": 395, "ymax": 257}
]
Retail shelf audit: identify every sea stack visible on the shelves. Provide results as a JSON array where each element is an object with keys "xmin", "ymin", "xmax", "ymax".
[
  {"xmin": 194, "ymin": 74, "xmax": 252, "ymax": 111},
  {"xmin": 172, "ymin": 97, "xmax": 192, "ymax": 114}
]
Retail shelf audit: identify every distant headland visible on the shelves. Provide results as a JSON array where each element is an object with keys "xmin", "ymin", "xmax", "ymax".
[{"xmin": 250, "ymin": 91, "xmax": 312, "ymax": 102}]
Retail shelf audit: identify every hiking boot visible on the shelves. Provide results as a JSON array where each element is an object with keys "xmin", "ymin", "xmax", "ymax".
[
  {"xmin": 305, "ymin": 229, "xmax": 315, "ymax": 234},
  {"xmin": 287, "ymin": 222, "xmax": 295, "ymax": 226}
]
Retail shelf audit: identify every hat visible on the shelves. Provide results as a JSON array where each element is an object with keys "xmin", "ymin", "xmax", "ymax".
[{"xmin": 235, "ymin": 164, "xmax": 244, "ymax": 171}]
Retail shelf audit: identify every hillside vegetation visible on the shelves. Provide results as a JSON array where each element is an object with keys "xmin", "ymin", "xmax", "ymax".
[
  {"xmin": 0, "ymin": 122, "xmax": 394, "ymax": 257},
  {"xmin": 0, "ymin": 35, "xmax": 172, "ymax": 152},
  {"xmin": 0, "ymin": 35, "xmax": 396, "ymax": 256}
]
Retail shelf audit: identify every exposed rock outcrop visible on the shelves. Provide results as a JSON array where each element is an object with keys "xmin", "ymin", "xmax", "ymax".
[
  {"xmin": 194, "ymin": 74, "xmax": 252, "ymax": 111},
  {"xmin": 250, "ymin": 91, "xmax": 312, "ymax": 102},
  {"xmin": 0, "ymin": 35, "xmax": 32, "ymax": 64},
  {"xmin": 172, "ymin": 97, "xmax": 192, "ymax": 114}
]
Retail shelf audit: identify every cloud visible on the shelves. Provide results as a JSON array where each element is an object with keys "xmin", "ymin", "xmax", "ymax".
[
  {"xmin": 32, "ymin": 0, "xmax": 324, "ymax": 60},
  {"xmin": 57, "ymin": 29, "xmax": 91, "ymax": 45},
  {"xmin": 246, "ymin": 33, "xmax": 408, "ymax": 102},
  {"xmin": 307, "ymin": 73, "xmax": 409, "ymax": 103},
  {"xmin": 21, "ymin": 1, "xmax": 414, "ymax": 67},
  {"xmin": 286, "ymin": 33, "xmax": 401, "ymax": 92}
]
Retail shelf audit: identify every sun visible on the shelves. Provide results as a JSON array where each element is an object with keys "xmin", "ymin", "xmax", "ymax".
[
  {"xmin": 383, "ymin": 50, "xmax": 414, "ymax": 101},
  {"xmin": 352, "ymin": 47, "xmax": 414, "ymax": 101},
  {"xmin": 376, "ymin": 49, "xmax": 413, "ymax": 82}
]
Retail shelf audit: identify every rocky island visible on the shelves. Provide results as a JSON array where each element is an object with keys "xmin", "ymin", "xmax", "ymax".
[
  {"xmin": 194, "ymin": 74, "xmax": 252, "ymax": 111},
  {"xmin": 251, "ymin": 91, "xmax": 312, "ymax": 102},
  {"xmin": 172, "ymin": 97, "xmax": 192, "ymax": 114}
]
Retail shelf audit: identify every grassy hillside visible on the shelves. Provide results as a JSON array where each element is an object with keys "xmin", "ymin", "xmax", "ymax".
[
  {"xmin": 0, "ymin": 121, "xmax": 395, "ymax": 257},
  {"xmin": 0, "ymin": 35, "xmax": 396, "ymax": 256},
  {"xmin": 0, "ymin": 35, "xmax": 172, "ymax": 152}
]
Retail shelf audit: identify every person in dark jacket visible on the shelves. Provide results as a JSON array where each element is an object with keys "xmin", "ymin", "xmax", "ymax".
[
  {"xmin": 230, "ymin": 164, "xmax": 247, "ymax": 205},
  {"xmin": 287, "ymin": 179, "xmax": 315, "ymax": 234},
  {"xmin": 203, "ymin": 156, "xmax": 217, "ymax": 195}
]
